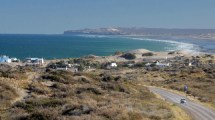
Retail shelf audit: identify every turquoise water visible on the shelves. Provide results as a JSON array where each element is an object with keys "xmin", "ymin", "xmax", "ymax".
[{"xmin": 0, "ymin": 34, "xmax": 205, "ymax": 59}]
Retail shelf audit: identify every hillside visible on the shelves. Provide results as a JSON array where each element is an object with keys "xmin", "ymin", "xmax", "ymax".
[
  {"xmin": 0, "ymin": 64, "xmax": 182, "ymax": 120},
  {"xmin": 1, "ymin": 50, "xmax": 215, "ymax": 120}
]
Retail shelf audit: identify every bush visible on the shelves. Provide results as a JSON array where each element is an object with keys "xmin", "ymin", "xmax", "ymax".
[
  {"xmin": 14, "ymin": 98, "xmax": 66, "ymax": 113},
  {"xmin": 28, "ymin": 108, "xmax": 59, "ymax": 120},
  {"xmin": 42, "ymin": 70, "xmax": 75, "ymax": 84},
  {"xmin": 76, "ymin": 87, "xmax": 102, "ymax": 95},
  {"xmin": 62, "ymin": 104, "xmax": 93, "ymax": 116},
  {"xmin": 142, "ymin": 52, "xmax": 154, "ymax": 56},
  {"xmin": 134, "ymin": 62, "xmax": 146, "ymax": 67},
  {"xmin": 114, "ymin": 51, "xmax": 124, "ymax": 55},
  {"xmin": 121, "ymin": 53, "xmax": 136, "ymax": 60},
  {"xmin": 168, "ymin": 51, "xmax": 175, "ymax": 54},
  {"xmin": 78, "ymin": 63, "xmax": 85, "ymax": 71}
]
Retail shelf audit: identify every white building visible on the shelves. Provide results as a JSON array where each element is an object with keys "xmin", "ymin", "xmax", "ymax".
[
  {"xmin": 0, "ymin": 55, "xmax": 12, "ymax": 63},
  {"xmin": 110, "ymin": 63, "xmax": 117, "ymax": 67},
  {"xmin": 156, "ymin": 61, "xmax": 170, "ymax": 67},
  {"xmin": 11, "ymin": 58, "xmax": 19, "ymax": 62},
  {"xmin": 25, "ymin": 58, "xmax": 44, "ymax": 65},
  {"xmin": 106, "ymin": 62, "xmax": 118, "ymax": 69},
  {"xmin": 145, "ymin": 63, "xmax": 151, "ymax": 67},
  {"xmin": 127, "ymin": 63, "xmax": 134, "ymax": 67}
]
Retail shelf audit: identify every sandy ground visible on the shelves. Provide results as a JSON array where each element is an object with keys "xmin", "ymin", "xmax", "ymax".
[{"xmin": 93, "ymin": 48, "xmax": 198, "ymax": 63}]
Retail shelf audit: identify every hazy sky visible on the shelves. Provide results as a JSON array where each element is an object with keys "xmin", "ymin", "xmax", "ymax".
[{"xmin": 0, "ymin": 0, "xmax": 215, "ymax": 34}]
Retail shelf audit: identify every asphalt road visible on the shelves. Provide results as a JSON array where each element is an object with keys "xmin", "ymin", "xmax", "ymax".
[{"xmin": 148, "ymin": 87, "xmax": 215, "ymax": 120}]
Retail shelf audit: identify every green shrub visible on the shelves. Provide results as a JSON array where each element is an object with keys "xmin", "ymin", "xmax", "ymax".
[
  {"xmin": 121, "ymin": 53, "xmax": 136, "ymax": 60},
  {"xmin": 14, "ymin": 98, "xmax": 66, "ymax": 111},
  {"xmin": 134, "ymin": 62, "xmax": 146, "ymax": 67},
  {"xmin": 142, "ymin": 52, "xmax": 154, "ymax": 56}
]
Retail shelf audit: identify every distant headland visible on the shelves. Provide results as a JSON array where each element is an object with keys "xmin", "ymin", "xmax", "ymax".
[{"xmin": 64, "ymin": 27, "xmax": 215, "ymax": 40}]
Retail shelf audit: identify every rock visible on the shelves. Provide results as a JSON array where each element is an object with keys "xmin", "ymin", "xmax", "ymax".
[
  {"xmin": 0, "ymin": 64, "xmax": 12, "ymax": 72},
  {"xmin": 62, "ymin": 106, "xmax": 82, "ymax": 116},
  {"xmin": 68, "ymin": 109, "xmax": 82, "ymax": 116},
  {"xmin": 80, "ymin": 77, "xmax": 90, "ymax": 83},
  {"xmin": 62, "ymin": 105, "xmax": 93, "ymax": 116},
  {"xmin": 81, "ymin": 105, "xmax": 93, "ymax": 114}
]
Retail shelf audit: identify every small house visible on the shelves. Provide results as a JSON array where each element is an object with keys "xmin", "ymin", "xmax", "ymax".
[
  {"xmin": 188, "ymin": 62, "xmax": 192, "ymax": 66},
  {"xmin": 25, "ymin": 58, "xmax": 44, "ymax": 65},
  {"xmin": 0, "ymin": 55, "xmax": 12, "ymax": 63},
  {"xmin": 11, "ymin": 58, "xmax": 19, "ymax": 62},
  {"xmin": 145, "ymin": 63, "xmax": 151, "ymax": 67},
  {"xmin": 156, "ymin": 61, "xmax": 170, "ymax": 67},
  {"xmin": 110, "ymin": 63, "xmax": 117, "ymax": 67},
  {"xmin": 127, "ymin": 63, "xmax": 134, "ymax": 67},
  {"xmin": 106, "ymin": 62, "xmax": 117, "ymax": 69}
]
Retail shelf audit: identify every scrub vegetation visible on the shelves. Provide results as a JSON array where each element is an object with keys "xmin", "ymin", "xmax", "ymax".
[{"xmin": 0, "ymin": 64, "xmax": 176, "ymax": 120}]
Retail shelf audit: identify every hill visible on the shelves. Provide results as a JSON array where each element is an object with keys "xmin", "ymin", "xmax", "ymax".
[{"xmin": 64, "ymin": 27, "xmax": 215, "ymax": 40}]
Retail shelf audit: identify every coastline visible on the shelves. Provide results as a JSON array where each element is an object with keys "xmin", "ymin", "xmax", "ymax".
[
  {"xmin": 83, "ymin": 48, "xmax": 210, "ymax": 65},
  {"xmin": 120, "ymin": 34, "xmax": 215, "ymax": 41},
  {"xmin": 119, "ymin": 35, "xmax": 215, "ymax": 54},
  {"xmin": 1, "ymin": 48, "xmax": 215, "ymax": 120},
  {"xmin": 1, "ymin": 48, "xmax": 208, "ymax": 68},
  {"xmin": 45, "ymin": 48, "xmax": 214, "ymax": 67},
  {"xmin": 1, "ymin": 34, "xmax": 215, "ymax": 60}
]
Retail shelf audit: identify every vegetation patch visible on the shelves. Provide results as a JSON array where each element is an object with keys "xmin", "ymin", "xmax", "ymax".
[
  {"xmin": 121, "ymin": 53, "xmax": 136, "ymax": 60},
  {"xmin": 3, "ymin": 63, "xmax": 176, "ymax": 120},
  {"xmin": 142, "ymin": 52, "xmax": 154, "ymax": 56},
  {"xmin": 0, "ymin": 80, "xmax": 18, "ymax": 108}
]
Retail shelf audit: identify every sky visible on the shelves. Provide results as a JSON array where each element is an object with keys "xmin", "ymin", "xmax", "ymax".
[{"xmin": 0, "ymin": 0, "xmax": 215, "ymax": 34}]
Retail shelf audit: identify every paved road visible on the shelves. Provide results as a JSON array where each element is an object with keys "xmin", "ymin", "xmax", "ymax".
[{"xmin": 148, "ymin": 87, "xmax": 215, "ymax": 120}]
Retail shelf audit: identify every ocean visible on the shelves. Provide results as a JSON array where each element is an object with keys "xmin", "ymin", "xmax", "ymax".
[{"xmin": 0, "ymin": 34, "xmax": 214, "ymax": 59}]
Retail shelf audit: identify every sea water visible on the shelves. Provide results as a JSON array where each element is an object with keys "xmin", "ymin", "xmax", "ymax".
[{"xmin": 0, "ymin": 34, "xmax": 214, "ymax": 59}]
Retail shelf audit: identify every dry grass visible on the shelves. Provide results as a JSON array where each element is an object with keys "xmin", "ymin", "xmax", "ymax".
[
  {"xmin": 143, "ymin": 65, "xmax": 215, "ymax": 108},
  {"xmin": 0, "ymin": 79, "xmax": 19, "ymax": 119},
  {"xmin": 0, "ymin": 80, "xmax": 18, "ymax": 108},
  {"xmin": 0, "ymin": 66, "xmax": 178, "ymax": 120}
]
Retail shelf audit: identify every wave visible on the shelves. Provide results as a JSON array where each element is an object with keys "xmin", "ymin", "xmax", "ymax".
[
  {"xmin": 127, "ymin": 37, "xmax": 201, "ymax": 55},
  {"xmin": 77, "ymin": 34, "xmax": 201, "ymax": 55},
  {"xmin": 75, "ymin": 34, "xmax": 110, "ymax": 38}
]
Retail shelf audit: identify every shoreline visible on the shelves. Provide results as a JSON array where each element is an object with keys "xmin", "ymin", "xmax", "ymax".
[
  {"xmin": 119, "ymin": 34, "xmax": 215, "ymax": 41},
  {"xmin": 39, "ymin": 49, "xmax": 215, "ymax": 65},
  {"xmin": 79, "ymin": 34, "xmax": 215, "ymax": 55},
  {"xmin": 1, "ymin": 48, "xmax": 213, "ymax": 63},
  {"xmin": 120, "ymin": 35, "xmax": 215, "ymax": 54},
  {"xmin": 1, "ymin": 34, "xmax": 215, "ymax": 60}
]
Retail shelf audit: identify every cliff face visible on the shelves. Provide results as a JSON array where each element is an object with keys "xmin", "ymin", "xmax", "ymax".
[{"xmin": 64, "ymin": 27, "xmax": 215, "ymax": 39}]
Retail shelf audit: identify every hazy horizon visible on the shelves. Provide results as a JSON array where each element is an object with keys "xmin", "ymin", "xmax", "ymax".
[{"xmin": 0, "ymin": 0, "xmax": 215, "ymax": 34}]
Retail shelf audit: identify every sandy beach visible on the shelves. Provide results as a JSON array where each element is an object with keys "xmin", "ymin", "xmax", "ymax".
[{"xmin": 91, "ymin": 48, "xmax": 204, "ymax": 64}]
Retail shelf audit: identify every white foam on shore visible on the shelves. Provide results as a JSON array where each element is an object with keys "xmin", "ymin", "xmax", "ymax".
[
  {"xmin": 77, "ymin": 35, "xmax": 201, "ymax": 55},
  {"xmin": 129, "ymin": 37, "xmax": 201, "ymax": 55},
  {"xmin": 76, "ymin": 34, "xmax": 110, "ymax": 38}
]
